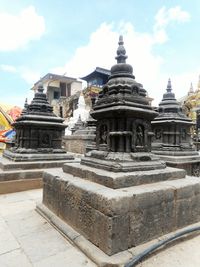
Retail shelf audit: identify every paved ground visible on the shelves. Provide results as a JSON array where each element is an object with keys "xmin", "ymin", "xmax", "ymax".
[
  {"xmin": 0, "ymin": 189, "xmax": 96, "ymax": 267},
  {"xmin": 0, "ymin": 189, "xmax": 200, "ymax": 267}
]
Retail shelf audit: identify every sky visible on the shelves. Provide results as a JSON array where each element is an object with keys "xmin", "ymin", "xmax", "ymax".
[{"xmin": 0, "ymin": 0, "xmax": 200, "ymax": 107}]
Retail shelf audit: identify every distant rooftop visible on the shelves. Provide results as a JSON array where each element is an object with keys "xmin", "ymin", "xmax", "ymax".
[
  {"xmin": 81, "ymin": 67, "xmax": 111, "ymax": 81},
  {"xmin": 32, "ymin": 73, "xmax": 80, "ymax": 89}
]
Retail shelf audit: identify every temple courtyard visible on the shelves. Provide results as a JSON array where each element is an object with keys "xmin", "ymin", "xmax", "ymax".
[{"xmin": 0, "ymin": 188, "xmax": 199, "ymax": 267}]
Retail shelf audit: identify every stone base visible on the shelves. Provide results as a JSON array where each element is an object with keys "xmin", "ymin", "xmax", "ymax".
[
  {"xmin": 82, "ymin": 151, "xmax": 166, "ymax": 172},
  {"xmin": 63, "ymin": 162, "xmax": 186, "ymax": 188},
  {"xmin": 40, "ymin": 166, "xmax": 200, "ymax": 256},
  {"xmin": 0, "ymin": 156, "xmax": 78, "ymax": 171},
  {"xmin": 0, "ymin": 156, "xmax": 79, "ymax": 194},
  {"xmin": 36, "ymin": 203, "xmax": 200, "ymax": 267},
  {"xmin": 153, "ymin": 154, "xmax": 200, "ymax": 176},
  {"xmin": 0, "ymin": 177, "xmax": 42, "ymax": 194},
  {"xmin": 152, "ymin": 149, "xmax": 198, "ymax": 157},
  {"xmin": 3, "ymin": 149, "xmax": 74, "ymax": 162}
]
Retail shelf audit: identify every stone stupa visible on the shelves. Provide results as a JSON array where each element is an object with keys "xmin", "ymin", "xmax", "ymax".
[
  {"xmin": 65, "ymin": 92, "xmax": 89, "ymax": 135},
  {"xmin": 63, "ymin": 94, "xmax": 96, "ymax": 154},
  {"xmin": 152, "ymin": 79, "xmax": 200, "ymax": 176},
  {"xmin": 37, "ymin": 37, "xmax": 200, "ymax": 266},
  {"xmin": 3, "ymin": 83, "xmax": 73, "ymax": 161},
  {"xmin": 0, "ymin": 84, "xmax": 75, "ymax": 194}
]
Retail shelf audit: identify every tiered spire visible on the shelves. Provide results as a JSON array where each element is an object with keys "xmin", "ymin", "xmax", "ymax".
[
  {"xmin": 21, "ymin": 98, "xmax": 28, "ymax": 115},
  {"xmin": 28, "ymin": 83, "xmax": 54, "ymax": 115},
  {"xmin": 161, "ymin": 78, "xmax": 176, "ymax": 102},
  {"xmin": 115, "ymin": 35, "xmax": 127, "ymax": 63},
  {"xmin": 166, "ymin": 78, "xmax": 172, "ymax": 92}
]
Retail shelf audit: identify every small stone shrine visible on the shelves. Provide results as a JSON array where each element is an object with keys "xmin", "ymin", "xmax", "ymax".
[
  {"xmin": 3, "ymin": 83, "xmax": 73, "ymax": 161},
  {"xmin": 63, "ymin": 97, "xmax": 96, "ymax": 154},
  {"xmin": 37, "ymin": 37, "xmax": 200, "ymax": 266},
  {"xmin": 152, "ymin": 79, "xmax": 200, "ymax": 176},
  {"xmin": 0, "ymin": 84, "xmax": 74, "ymax": 194}
]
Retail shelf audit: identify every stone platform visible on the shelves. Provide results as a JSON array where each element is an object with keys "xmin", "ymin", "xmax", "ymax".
[
  {"xmin": 38, "ymin": 164, "xmax": 200, "ymax": 263},
  {"xmin": 0, "ymin": 156, "xmax": 80, "ymax": 194},
  {"xmin": 3, "ymin": 149, "xmax": 74, "ymax": 162}
]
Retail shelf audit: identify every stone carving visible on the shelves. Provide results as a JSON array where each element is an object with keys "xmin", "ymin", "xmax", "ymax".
[
  {"xmin": 155, "ymin": 129, "xmax": 162, "ymax": 139},
  {"xmin": 100, "ymin": 124, "xmax": 108, "ymax": 144},
  {"xmin": 192, "ymin": 164, "xmax": 200, "ymax": 177},
  {"xmin": 136, "ymin": 125, "xmax": 144, "ymax": 147}
]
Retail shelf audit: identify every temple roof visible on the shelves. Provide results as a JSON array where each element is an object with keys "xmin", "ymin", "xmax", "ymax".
[{"xmin": 81, "ymin": 67, "xmax": 111, "ymax": 82}]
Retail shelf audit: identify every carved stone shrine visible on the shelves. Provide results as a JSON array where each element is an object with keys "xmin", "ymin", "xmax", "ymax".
[
  {"xmin": 152, "ymin": 79, "xmax": 200, "ymax": 176},
  {"xmin": 37, "ymin": 37, "xmax": 200, "ymax": 266},
  {"xmin": 3, "ymin": 84, "xmax": 73, "ymax": 162}
]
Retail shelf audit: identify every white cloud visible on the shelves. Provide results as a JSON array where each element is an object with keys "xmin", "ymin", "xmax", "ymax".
[
  {"xmin": 19, "ymin": 68, "xmax": 41, "ymax": 84},
  {"xmin": 153, "ymin": 6, "xmax": 190, "ymax": 44},
  {"xmin": 154, "ymin": 6, "xmax": 190, "ymax": 28},
  {"xmin": 0, "ymin": 64, "xmax": 17, "ymax": 73},
  {"xmin": 0, "ymin": 6, "xmax": 45, "ymax": 51},
  {"xmin": 0, "ymin": 64, "xmax": 40, "ymax": 85},
  {"xmin": 51, "ymin": 6, "xmax": 193, "ymax": 106}
]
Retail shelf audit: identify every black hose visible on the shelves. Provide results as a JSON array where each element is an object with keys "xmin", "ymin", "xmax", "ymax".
[{"xmin": 124, "ymin": 225, "xmax": 200, "ymax": 267}]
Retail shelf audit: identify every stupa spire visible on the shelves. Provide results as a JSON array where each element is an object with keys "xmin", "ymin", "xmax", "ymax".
[
  {"xmin": 166, "ymin": 78, "xmax": 172, "ymax": 92},
  {"xmin": 37, "ymin": 82, "xmax": 44, "ymax": 93},
  {"xmin": 115, "ymin": 35, "xmax": 127, "ymax": 63},
  {"xmin": 161, "ymin": 78, "xmax": 176, "ymax": 102},
  {"xmin": 21, "ymin": 98, "xmax": 28, "ymax": 115}
]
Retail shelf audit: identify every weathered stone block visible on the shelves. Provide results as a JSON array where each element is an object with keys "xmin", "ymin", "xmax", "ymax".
[
  {"xmin": 41, "ymin": 167, "xmax": 200, "ymax": 256},
  {"xmin": 129, "ymin": 188, "xmax": 175, "ymax": 246}
]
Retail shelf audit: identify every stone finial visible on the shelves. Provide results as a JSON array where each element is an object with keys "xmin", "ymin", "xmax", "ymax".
[
  {"xmin": 115, "ymin": 35, "xmax": 128, "ymax": 63},
  {"xmin": 37, "ymin": 82, "xmax": 44, "ymax": 93},
  {"xmin": 166, "ymin": 78, "xmax": 172, "ymax": 92},
  {"xmin": 21, "ymin": 98, "xmax": 29, "ymax": 115}
]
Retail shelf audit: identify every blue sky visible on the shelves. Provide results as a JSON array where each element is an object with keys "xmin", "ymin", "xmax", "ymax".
[{"xmin": 0, "ymin": 0, "xmax": 199, "ymax": 107}]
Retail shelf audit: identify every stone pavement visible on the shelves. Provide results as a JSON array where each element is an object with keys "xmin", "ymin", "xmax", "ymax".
[
  {"xmin": 0, "ymin": 189, "xmax": 96, "ymax": 267},
  {"xmin": 0, "ymin": 189, "xmax": 200, "ymax": 267}
]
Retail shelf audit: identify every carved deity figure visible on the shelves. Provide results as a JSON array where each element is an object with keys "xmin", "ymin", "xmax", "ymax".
[
  {"xmin": 136, "ymin": 125, "xmax": 144, "ymax": 147},
  {"xmin": 100, "ymin": 125, "xmax": 108, "ymax": 144}
]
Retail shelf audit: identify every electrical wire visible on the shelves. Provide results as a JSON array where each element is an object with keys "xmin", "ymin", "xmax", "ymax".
[{"xmin": 124, "ymin": 225, "xmax": 200, "ymax": 267}]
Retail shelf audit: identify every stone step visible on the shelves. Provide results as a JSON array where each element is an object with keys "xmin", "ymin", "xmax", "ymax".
[
  {"xmin": 0, "ymin": 178, "xmax": 42, "ymax": 194},
  {"xmin": 0, "ymin": 169, "xmax": 44, "ymax": 182},
  {"xmin": 0, "ymin": 156, "xmax": 80, "ymax": 171},
  {"xmin": 63, "ymin": 162, "xmax": 186, "ymax": 189}
]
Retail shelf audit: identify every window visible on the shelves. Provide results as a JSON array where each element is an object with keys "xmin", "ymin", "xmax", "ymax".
[
  {"xmin": 67, "ymin": 84, "xmax": 71, "ymax": 97},
  {"xmin": 53, "ymin": 91, "xmax": 60, "ymax": 99},
  {"xmin": 60, "ymin": 82, "xmax": 66, "ymax": 97}
]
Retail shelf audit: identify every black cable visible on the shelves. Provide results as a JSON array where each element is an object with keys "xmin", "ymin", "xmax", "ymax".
[{"xmin": 124, "ymin": 225, "xmax": 200, "ymax": 267}]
